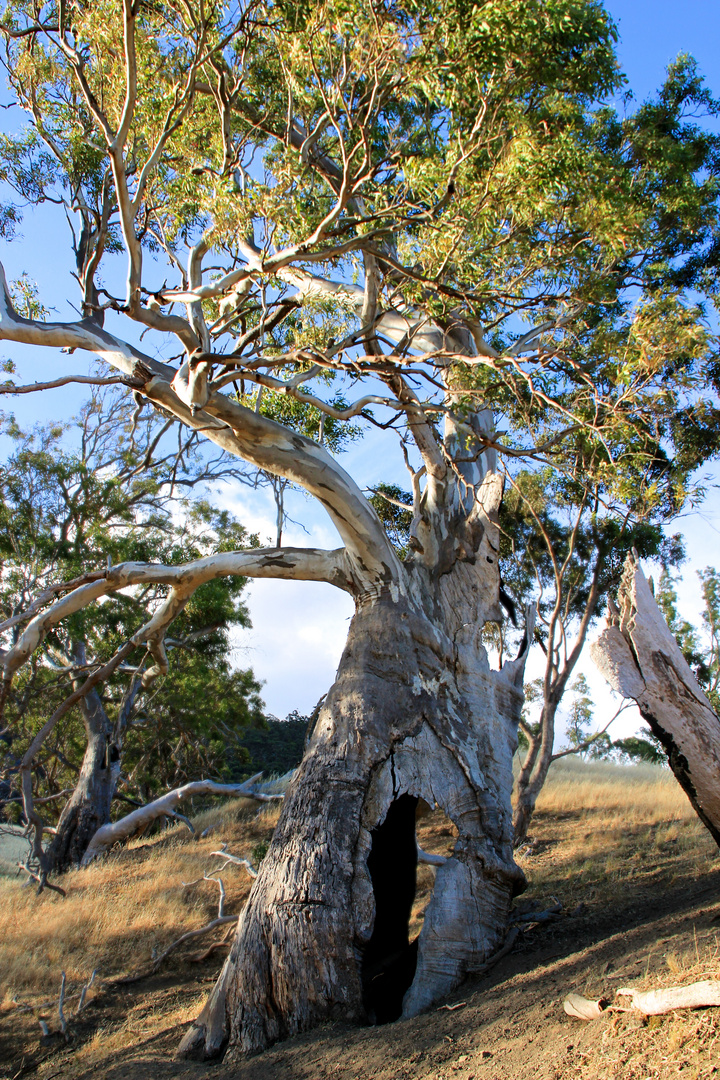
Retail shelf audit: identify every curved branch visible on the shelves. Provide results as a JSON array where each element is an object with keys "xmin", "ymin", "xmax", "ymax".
[
  {"xmin": 3, "ymin": 547, "xmax": 351, "ymax": 689},
  {"xmin": 82, "ymin": 776, "xmax": 274, "ymax": 864},
  {"xmin": 0, "ymin": 263, "xmax": 400, "ymax": 591}
]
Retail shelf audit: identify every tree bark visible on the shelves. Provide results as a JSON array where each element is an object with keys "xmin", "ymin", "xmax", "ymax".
[
  {"xmin": 590, "ymin": 552, "xmax": 720, "ymax": 846},
  {"xmin": 180, "ymin": 477, "xmax": 532, "ymax": 1060}
]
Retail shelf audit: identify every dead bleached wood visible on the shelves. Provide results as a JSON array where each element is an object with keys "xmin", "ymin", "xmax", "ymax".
[
  {"xmin": 81, "ymin": 775, "xmax": 272, "ymax": 864},
  {"xmin": 563, "ymin": 993, "xmax": 609, "ymax": 1020},
  {"xmin": 76, "ymin": 970, "xmax": 97, "ymax": 1015},
  {"xmin": 210, "ymin": 845, "xmax": 259, "ymax": 878},
  {"xmin": 564, "ymin": 980, "xmax": 720, "ymax": 1020},
  {"xmin": 590, "ymin": 552, "xmax": 720, "ymax": 845},
  {"xmin": 617, "ymin": 980, "xmax": 720, "ymax": 1015},
  {"xmin": 416, "ymin": 843, "xmax": 447, "ymax": 867},
  {"xmin": 57, "ymin": 972, "xmax": 68, "ymax": 1039}
]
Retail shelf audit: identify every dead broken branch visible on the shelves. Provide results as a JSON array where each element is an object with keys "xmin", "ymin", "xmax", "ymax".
[
  {"xmin": 115, "ymin": 874, "xmax": 237, "ymax": 985},
  {"xmin": 210, "ymin": 844, "xmax": 258, "ymax": 877},
  {"xmin": 617, "ymin": 980, "xmax": 720, "ymax": 1015},
  {"xmin": 81, "ymin": 774, "xmax": 278, "ymax": 864},
  {"xmin": 564, "ymin": 979, "xmax": 720, "ymax": 1020}
]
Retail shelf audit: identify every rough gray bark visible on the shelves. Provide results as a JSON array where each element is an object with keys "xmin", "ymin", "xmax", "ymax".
[
  {"xmin": 590, "ymin": 552, "xmax": 720, "ymax": 846},
  {"xmin": 180, "ymin": 474, "xmax": 533, "ymax": 1060}
]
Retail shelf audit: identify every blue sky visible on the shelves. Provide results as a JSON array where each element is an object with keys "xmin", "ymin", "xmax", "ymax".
[
  {"xmin": 607, "ymin": 0, "xmax": 719, "ymax": 103},
  {"xmin": 1, "ymin": 3, "xmax": 719, "ymax": 727}
]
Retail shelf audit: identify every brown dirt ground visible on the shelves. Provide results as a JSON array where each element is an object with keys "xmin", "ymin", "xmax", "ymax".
[{"xmin": 2, "ymin": 792, "xmax": 720, "ymax": 1080}]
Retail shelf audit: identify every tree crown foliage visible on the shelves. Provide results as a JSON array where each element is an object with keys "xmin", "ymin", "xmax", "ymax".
[{"xmin": 0, "ymin": 0, "xmax": 716, "ymax": 505}]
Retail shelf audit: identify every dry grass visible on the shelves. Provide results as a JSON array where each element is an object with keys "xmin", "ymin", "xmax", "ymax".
[
  {"xmin": 2, "ymin": 759, "xmax": 720, "ymax": 1080},
  {"xmin": 0, "ymin": 797, "xmax": 282, "ymax": 1002},
  {"xmin": 535, "ymin": 757, "xmax": 698, "ymax": 821},
  {"xmin": 568, "ymin": 942, "xmax": 720, "ymax": 1080},
  {"xmin": 517, "ymin": 757, "xmax": 718, "ymax": 917}
]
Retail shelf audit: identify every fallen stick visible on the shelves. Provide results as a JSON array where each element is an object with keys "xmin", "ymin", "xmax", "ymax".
[
  {"xmin": 564, "ymin": 979, "xmax": 720, "ymax": 1021},
  {"xmin": 564, "ymin": 994, "xmax": 609, "ymax": 1020},
  {"xmin": 57, "ymin": 973, "xmax": 67, "ymax": 1040},
  {"xmin": 113, "ymin": 875, "xmax": 237, "ymax": 984},
  {"xmin": 76, "ymin": 969, "xmax": 97, "ymax": 1015},
  {"xmin": 210, "ymin": 845, "xmax": 258, "ymax": 877},
  {"xmin": 617, "ymin": 980, "xmax": 720, "ymax": 1015},
  {"xmin": 417, "ymin": 843, "xmax": 447, "ymax": 867}
]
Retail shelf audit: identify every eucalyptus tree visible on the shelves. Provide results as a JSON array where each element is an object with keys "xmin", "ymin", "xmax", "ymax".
[
  {"xmin": 0, "ymin": 390, "xmax": 263, "ymax": 872},
  {"xmin": 0, "ymin": 0, "xmax": 718, "ymax": 1061},
  {"xmin": 501, "ymin": 457, "xmax": 685, "ymax": 844}
]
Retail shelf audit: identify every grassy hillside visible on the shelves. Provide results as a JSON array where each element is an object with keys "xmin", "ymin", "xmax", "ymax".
[{"xmin": 0, "ymin": 760, "xmax": 718, "ymax": 1079}]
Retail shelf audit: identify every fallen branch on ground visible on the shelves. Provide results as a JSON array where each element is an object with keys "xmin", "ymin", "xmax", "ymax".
[
  {"xmin": 190, "ymin": 922, "xmax": 237, "ymax": 962},
  {"xmin": 81, "ymin": 774, "xmax": 275, "ymax": 864},
  {"xmin": 512, "ymin": 898, "xmax": 563, "ymax": 925},
  {"xmin": 114, "ymin": 874, "xmax": 237, "ymax": 984},
  {"xmin": 76, "ymin": 970, "xmax": 97, "ymax": 1015},
  {"xmin": 57, "ymin": 973, "xmax": 67, "ymax": 1040},
  {"xmin": 417, "ymin": 843, "xmax": 447, "ymax": 866},
  {"xmin": 210, "ymin": 844, "xmax": 258, "ymax": 877},
  {"xmin": 18, "ymin": 862, "xmax": 66, "ymax": 898},
  {"xmin": 564, "ymin": 979, "xmax": 720, "ymax": 1020},
  {"xmin": 564, "ymin": 994, "xmax": 610, "ymax": 1020},
  {"xmin": 617, "ymin": 980, "xmax": 720, "ymax": 1015}
]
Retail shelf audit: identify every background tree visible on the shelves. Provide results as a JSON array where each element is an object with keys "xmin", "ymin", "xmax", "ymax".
[
  {"xmin": 501, "ymin": 459, "xmax": 684, "ymax": 843},
  {"xmin": 613, "ymin": 728, "xmax": 665, "ymax": 765},
  {"xmin": 0, "ymin": 390, "xmax": 265, "ymax": 872},
  {"xmin": 0, "ymin": 0, "xmax": 718, "ymax": 1061}
]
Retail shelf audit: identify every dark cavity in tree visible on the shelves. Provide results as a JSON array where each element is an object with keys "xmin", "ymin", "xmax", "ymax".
[{"xmin": 361, "ymin": 793, "xmax": 419, "ymax": 1024}]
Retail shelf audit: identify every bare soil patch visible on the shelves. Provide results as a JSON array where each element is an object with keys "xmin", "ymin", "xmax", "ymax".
[{"xmin": 1, "ymin": 762, "xmax": 719, "ymax": 1080}]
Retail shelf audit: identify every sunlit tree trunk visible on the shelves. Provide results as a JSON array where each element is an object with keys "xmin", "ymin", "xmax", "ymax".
[
  {"xmin": 46, "ymin": 644, "xmax": 139, "ymax": 873},
  {"xmin": 45, "ymin": 689, "xmax": 119, "ymax": 872},
  {"xmin": 181, "ymin": 475, "xmax": 532, "ymax": 1059}
]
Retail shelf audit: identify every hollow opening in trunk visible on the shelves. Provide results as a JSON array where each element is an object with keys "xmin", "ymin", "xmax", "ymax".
[
  {"xmin": 412, "ymin": 799, "xmax": 457, "ymax": 934},
  {"xmin": 362, "ymin": 792, "xmax": 419, "ymax": 1024}
]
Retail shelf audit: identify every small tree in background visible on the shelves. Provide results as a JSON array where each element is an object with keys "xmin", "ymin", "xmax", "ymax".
[
  {"xmin": 0, "ymin": 391, "xmax": 265, "ymax": 871},
  {"xmin": 565, "ymin": 675, "xmax": 594, "ymax": 753}
]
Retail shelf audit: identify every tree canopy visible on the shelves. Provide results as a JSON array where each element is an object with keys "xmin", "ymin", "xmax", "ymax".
[{"xmin": 1, "ymin": 0, "xmax": 720, "ymax": 1056}]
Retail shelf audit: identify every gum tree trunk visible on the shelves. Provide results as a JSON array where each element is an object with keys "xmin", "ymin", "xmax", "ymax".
[
  {"xmin": 181, "ymin": 474, "xmax": 532, "ymax": 1060},
  {"xmin": 45, "ymin": 643, "xmax": 140, "ymax": 873},
  {"xmin": 591, "ymin": 552, "xmax": 720, "ymax": 846},
  {"xmin": 45, "ymin": 685, "xmax": 121, "ymax": 872}
]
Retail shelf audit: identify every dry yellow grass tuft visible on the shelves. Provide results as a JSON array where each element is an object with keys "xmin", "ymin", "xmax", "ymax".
[
  {"xmin": 1, "ymin": 760, "xmax": 719, "ymax": 1080},
  {"xmin": 517, "ymin": 757, "xmax": 717, "ymax": 914}
]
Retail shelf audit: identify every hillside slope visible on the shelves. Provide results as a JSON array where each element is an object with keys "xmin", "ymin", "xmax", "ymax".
[{"xmin": 1, "ymin": 759, "xmax": 719, "ymax": 1080}]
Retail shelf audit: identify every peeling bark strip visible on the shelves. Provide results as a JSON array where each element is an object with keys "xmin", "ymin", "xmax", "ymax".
[{"xmin": 590, "ymin": 552, "xmax": 720, "ymax": 845}]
